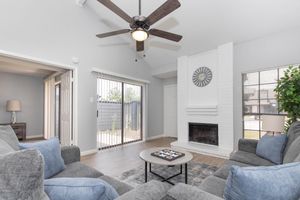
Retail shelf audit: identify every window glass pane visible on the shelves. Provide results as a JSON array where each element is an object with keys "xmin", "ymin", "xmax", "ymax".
[
  {"xmin": 243, "ymin": 73, "xmax": 258, "ymax": 85},
  {"xmin": 260, "ymin": 99, "xmax": 278, "ymax": 114},
  {"xmin": 244, "ymin": 115, "xmax": 260, "ymax": 130},
  {"xmin": 244, "ymin": 130, "xmax": 260, "ymax": 140},
  {"xmin": 244, "ymin": 100, "xmax": 259, "ymax": 114},
  {"xmin": 260, "ymin": 84, "xmax": 276, "ymax": 99},
  {"xmin": 244, "ymin": 85, "xmax": 259, "ymax": 100},
  {"xmin": 260, "ymin": 70, "xmax": 278, "ymax": 84},
  {"xmin": 279, "ymin": 67, "xmax": 288, "ymax": 78}
]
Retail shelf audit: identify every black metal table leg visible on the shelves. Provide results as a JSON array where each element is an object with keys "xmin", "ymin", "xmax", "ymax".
[
  {"xmin": 145, "ymin": 161, "xmax": 148, "ymax": 182},
  {"xmin": 185, "ymin": 163, "xmax": 188, "ymax": 184}
]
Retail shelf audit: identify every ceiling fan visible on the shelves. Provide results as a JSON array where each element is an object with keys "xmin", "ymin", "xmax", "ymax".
[{"xmin": 96, "ymin": 0, "xmax": 182, "ymax": 52}]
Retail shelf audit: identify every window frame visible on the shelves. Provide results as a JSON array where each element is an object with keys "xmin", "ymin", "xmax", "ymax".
[{"xmin": 242, "ymin": 67, "xmax": 288, "ymax": 140}]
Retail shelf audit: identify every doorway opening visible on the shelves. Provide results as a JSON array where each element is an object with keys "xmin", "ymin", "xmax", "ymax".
[{"xmin": 97, "ymin": 78, "xmax": 142, "ymax": 149}]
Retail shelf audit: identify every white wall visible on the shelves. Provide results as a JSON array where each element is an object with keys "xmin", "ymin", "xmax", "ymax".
[
  {"xmin": 0, "ymin": 72, "xmax": 44, "ymax": 137},
  {"xmin": 233, "ymin": 27, "xmax": 300, "ymax": 147},
  {"xmin": 0, "ymin": 0, "xmax": 164, "ymax": 152},
  {"xmin": 164, "ymin": 84, "xmax": 177, "ymax": 138},
  {"xmin": 175, "ymin": 43, "xmax": 234, "ymax": 158}
]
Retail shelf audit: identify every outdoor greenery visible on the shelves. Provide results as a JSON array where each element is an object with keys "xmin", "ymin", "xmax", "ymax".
[
  {"xmin": 275, "ymin": 65, "xmax": 300, "ymax": 130},
  {"xmin": 106, "ymin": 87, "xmax": 140, "ymax": 102}
]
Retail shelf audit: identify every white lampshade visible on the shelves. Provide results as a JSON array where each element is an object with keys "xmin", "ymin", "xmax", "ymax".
[
  {"xmin": 6, "ymin": 100, "xmax": 22, "ymax": 112},
  {"xmin": 262, "ymin": 115, "xmax": 285, "ymax": 133}
]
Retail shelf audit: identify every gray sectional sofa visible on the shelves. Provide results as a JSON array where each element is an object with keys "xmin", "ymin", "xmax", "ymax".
[
  {"xmin": 1, "ymin": 121, "xmax": 300, "ymax": 199},
  {"xmin": 117, "ymin": 121, "xmax": 300, "ymax": 200}
]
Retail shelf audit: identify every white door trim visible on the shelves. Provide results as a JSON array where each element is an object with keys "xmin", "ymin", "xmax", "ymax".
[{"xmin": 0, "ymin": 50, "xmax": 79, "ymax": 146}]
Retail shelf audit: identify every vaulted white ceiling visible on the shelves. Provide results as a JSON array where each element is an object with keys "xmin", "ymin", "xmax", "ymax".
[
  {"xmin": 88, "ymin": 0, "xmax": 300, "ymax": 68},
  {"xmin": 1, "ymin": 0, "xmax": 300, "ymax": 70}
]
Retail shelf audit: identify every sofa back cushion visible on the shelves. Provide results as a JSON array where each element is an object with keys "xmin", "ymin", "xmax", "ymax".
[
  {"xmin": 0, "ymin": 138, "xmax": 15, "ymax": 155},
  {"xmin": 224, "ymin": 163, "xmax": 300, "ymax": 200},
  {"xmin": 284, "ymin": 121, "xmax": 300, "ymax": 155},
  {"xmin": 0, "ymin": 125, "xmax": 19, "ymax": 150},
  {"xmin": 283, "ymin": 136, "xmax": 300, "ymax": 163},
  {"xmin": 44, "ymin": 178, "xmax": 119, "ymax": 200},
  {"xmin": 19, "ymin": 138, "xmax": 65, "ymax": 179},
  {"xmin": 0, "ymin": 149, "xmax": 49, "ymax": 200}
]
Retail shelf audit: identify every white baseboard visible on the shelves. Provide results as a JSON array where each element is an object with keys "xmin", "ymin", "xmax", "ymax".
[
  {"xmin": 26, "ymin": 135, "xmax": 44, "ymax": 139},
  {"xmin": 81, "ymin": 149, "xmax": 98, "ymax": 156},
  {"xmin": 145, "ymin": 134, "xmax": 165, "ymax": 141}
]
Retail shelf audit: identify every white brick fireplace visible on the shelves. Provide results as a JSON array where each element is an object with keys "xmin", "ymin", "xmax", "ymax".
[{"xmin": 171, "ymin": 43, "xmax": 234, "ymax": 158}]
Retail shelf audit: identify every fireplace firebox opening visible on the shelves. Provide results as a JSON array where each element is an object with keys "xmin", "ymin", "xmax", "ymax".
[{"xmin": 189, "ymin": 123, "xmax": 218, "ymax": 146}]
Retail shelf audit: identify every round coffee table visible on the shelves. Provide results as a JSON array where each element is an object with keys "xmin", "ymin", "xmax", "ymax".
[{"xmin": 139, "ymin": 147, "xmax": 193, "ymax": 185}]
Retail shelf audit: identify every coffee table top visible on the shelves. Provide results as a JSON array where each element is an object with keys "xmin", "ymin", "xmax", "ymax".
[{"xmin": 140, "ymin": 147, "xmax": 193, "ymax": 166}]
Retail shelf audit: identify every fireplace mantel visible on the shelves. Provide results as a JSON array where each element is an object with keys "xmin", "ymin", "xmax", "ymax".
[{"xmin": 186, "ymin": 105, "xmax": 218, "ymax": 116}]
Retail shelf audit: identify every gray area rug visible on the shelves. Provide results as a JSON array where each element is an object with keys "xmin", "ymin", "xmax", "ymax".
[{"xmin": 116, "ymin": 161, "xmax": 218, "ymax": 187}]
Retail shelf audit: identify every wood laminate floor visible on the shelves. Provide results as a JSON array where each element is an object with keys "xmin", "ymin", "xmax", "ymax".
[{"xmin": 81, "ymin": 137, "xmax": 226, "ymax": 177}]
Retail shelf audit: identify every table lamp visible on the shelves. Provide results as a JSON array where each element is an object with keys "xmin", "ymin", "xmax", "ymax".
[
  {"xmin": 6, "ymin": 100, "xmax": 22, "ymax": 124},
  {"xmin": 262, "ymin": 115, "xmax": 285, "ymax": 135}
]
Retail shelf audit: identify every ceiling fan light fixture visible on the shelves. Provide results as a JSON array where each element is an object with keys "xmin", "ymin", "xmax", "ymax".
[{"xmin": 131, "ymin": 28, "xmax": 149, "ymax": 42}]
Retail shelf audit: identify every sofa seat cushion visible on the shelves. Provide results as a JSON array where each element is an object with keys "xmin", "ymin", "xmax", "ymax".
[
  {"xmin": 230, "ymin": 150, "xmax": 275, "ymax": 166},
  {"xmin": 52, "ymin": 162, "xmax": 103, "ymax": 179},
  {"xmin": 214, "ymin": 160, "xmax": 253, "ymax": 179},
  {"xmin": 167, "ymin": 183, "xmax": 223, "ymax": 200},
  {"xmin": 199, "ymin": 175, "xmax": 226, "ymax": 198},
  {"xmin": 0, "ymin": 125, "xmax": 19, "ymax": 150},
  {"xmin": 115, "ymin": 180, "xmax": 170, "ymax": 200},
  {"xmin": 44, "ymin": 178, "xmax": 118, "ymax": 200},
  {"xmin": 99, "ymin": 175, "xmax": 133, "ymax": 195},
  {"xmin": 224, "ymin": 162, "xmax": 300, "ymax": 200}
]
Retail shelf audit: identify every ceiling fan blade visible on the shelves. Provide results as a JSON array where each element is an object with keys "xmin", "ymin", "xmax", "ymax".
[
  {"xmin": 146, "ymin": 0, "xmax": 181, "ymax": 26},
  {"xmin": 149, "ymin": 29, "xmax": 182, "ymax": 42},
  {"xmin": 136, "ymin": 41, "xmax": 144, "ymax": 52},
  {"xmin": 96, "ymin": 29, "xmax": 131, "ymax": 38},
  {"xmin": 97, "ymin": 0, "xmax": 133, "ymax": 24}
]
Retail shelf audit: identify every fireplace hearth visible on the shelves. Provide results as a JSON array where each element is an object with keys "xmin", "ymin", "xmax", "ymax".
[{"xmin": 189, "ymin": 123, "xmax": 218, "ymax": 146}]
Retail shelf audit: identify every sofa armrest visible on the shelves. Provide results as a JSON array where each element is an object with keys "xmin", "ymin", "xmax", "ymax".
[
  {"xmin": 0, "ymin": 149, "xmax": 49, "ymax": 200},
  {"xmin": 167, "ymin": 183, "xmax": 223, "ymax": 200},
  {"xmin": 238, "ymin": 139, "xmax": 258, "ymax": 154},
  {"xmin": 61, "ymin": 145, "xmax": 80, "ymax": 165}
]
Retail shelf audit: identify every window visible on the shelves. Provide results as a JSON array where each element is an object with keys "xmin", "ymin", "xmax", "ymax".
[{"xmin": 242, "ymin": 67, "xmax": 289, "ymax": 140}]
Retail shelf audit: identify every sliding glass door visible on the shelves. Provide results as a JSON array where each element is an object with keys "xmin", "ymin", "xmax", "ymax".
[{"xmin": 97, "ymin": 78, "xmax": 142, "ymax": 149}]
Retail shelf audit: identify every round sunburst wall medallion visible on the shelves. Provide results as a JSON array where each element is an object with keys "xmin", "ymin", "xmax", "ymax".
[{"xmin": 192, "ymin": 67, "xmax": 213, "ymax": 87}]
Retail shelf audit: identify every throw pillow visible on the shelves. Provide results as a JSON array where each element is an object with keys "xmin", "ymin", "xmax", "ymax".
[
  {"xmin": 44, "ymin": 178, "xmax": 119, "ymax": 200},
  {"xmin": 0, "ymin": 138, "xmax": 15, "ymax": 155},
  {"xmin": 0, "ymin": 149, "xmax": 49, "ymax": 200},
  {"xmin": 19, "ymin": 138, "xmax": 65, "ymax": 179},
  {"xmin": 256, "ymin": 134, "xmax": 287, "ymax": 164},
  {"xmin": 0, "ymin": 125, "xmax": 19, "ymax": 150},
  {"xmin": 224, "ymin": 163, "xmax": 300, "ymax": 200}
]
